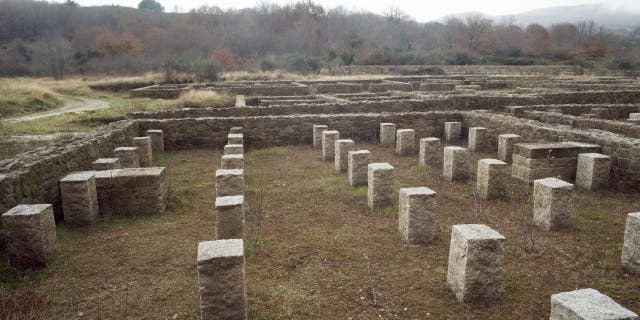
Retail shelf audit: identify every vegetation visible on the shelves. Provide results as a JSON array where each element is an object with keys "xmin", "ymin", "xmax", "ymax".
[{"xmin": 0, "ymin": 79, "xmax": 63, "ymax": 118}]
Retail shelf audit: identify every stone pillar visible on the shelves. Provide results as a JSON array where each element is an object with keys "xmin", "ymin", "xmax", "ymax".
[
  {"xmin": 550, "ymin": 288, "xmax": 638, "ymax": 320},
  {"xmin": 60, "ymin": 172, "xmax": 98, "ymax": 228},
  {"xmin": 221, "ymin": 154, "xmax": 244, "ymax": 170},
  {"xmin": 1, "ymin": 204, "xmax": 57, "ymax": 269},
  {"xmin": 114, "ymin": 147, "xmax": 140, "ymax": 168},
  {"xmin": 229, "ymin": 127, "xmax": 243, "ymax": 134},
  {"xmin": 348, "ymin": 150, "xmax": 371, "ymax": 187},
  {"xmin": 443, "ymin": 146, "xmax": 470, "ymax": 182},
  {"xmin": 215, "ymin": 195, "xmax": 244, "ymax": 239},
  {"xmin": 91, "ymin": 158, "xmax": 121, "ymax": 170},
  {"xmin": 367, "ymin": 163, "xmax": 394, "ymax": 210},
  {"xmin": 497, "ymin": 134, "xmax": 522, "ymax": 163},
  {"xmin": 622, "ymin": 212, "xmax": 640, "ymax": 276},
  {"xmin": 395, "ymin": 129, "xmax": 416, "ymax": 156},
  {"xmin": 468, "ymin": 127, "xmax": 488, "ymax": 152},
  {"xmin": 398, "ymin": 187, "xmax": 436, "ymax": 244},
  {"xmin": 629, "ymin": 113, "xmax": 640, "ymax": 124},
  {"xmin": 533, "ymin": 177, "xmax": 573, "ymax": 231},
  {"xmin": 224, "ymin": 144, "xmax": 244, "ymax": 155},
  {"xmin": 444, "ymin": 122, "xmax": 462, "ymax": 144},
  {"xmin": 447, "ymin": 224, "xmax": 505, "ymax": 303},
  {"xmin": 146, "ymin": 129, "xmax": 165, "ymax": 152},
  {"xmin": 235, "ymin": 95, "xmax": 246, "ymax": 107},
  {"xmin": 132, "ymin": 137, "xmax": 153, "ymax": 167},
  {"xmin": 506, "ymin": 106, "xmax": 526, "ymax": 117},
  {"xmin": 322, "ymin": 130, "xmax": 340, "ymax": 161},
  {"xmin": 380, "ymin": 123, "xmax": 396, "ymax": 146},
  {"xmin": 215, "ymin": 169, "xmax": 244, "ymax": 197},
  {"xmin": 197, "ymin": 239, "xmax": 247, "ymax": 320},
  {"xmin": 335, "ymin": 139, "xmax": 355, "ymax": 172},
  {"xmin": 576, "ymin": 153, "xmax": 611, "ymax": 191},
  {"xmin": 476, "ymin": 159, "xmax": 508, "ymax": 200},
  {"xmin": 228, "ymin": 134, "xmax": 244, "ymax": 146},
  {"xmin": 313, "ymin": 125, "xmax": 328, "ymax": 148},
  {"xmin": 591, "ymin": 107, "xmax": 610, "ymax": 119},
  {"xmin": 419, "ymin": 137, "xmax": 441, "ymax": 167}
]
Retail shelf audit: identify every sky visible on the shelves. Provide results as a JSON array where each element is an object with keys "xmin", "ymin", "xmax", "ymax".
[{"xmin": 68, "ymin": 0, "xmax": 640, "ymax": 22}]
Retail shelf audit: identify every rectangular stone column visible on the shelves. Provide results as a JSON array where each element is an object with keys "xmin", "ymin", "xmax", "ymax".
[
  {"xmin": 447, "ymin": 224, "xmax": 505, "ymax": 303},
  {"xmin": 114, "ymin": 147, "xmax": 140, "ymax": 168},
  {"xmin": 395, "ymin": 129, "xmax": 416, "ymax": 156},
  {"xmin": 229, "ymin": 127, "xmax": 243, "ymax": 134},
  {"xmin": 468, "ymin": 127, "xmax": 488, "ymax": 152},
  {"xmin": 60, "ymin": 172, "xmax": 98, "ymax": 228},
  {"xmin": 443, "ymin": 146, "xmax": 470, "ymax": 182},
  {"xmin": 221, "ymin": 154, "xmax": 244, "ymax": 170},
  {"xmin": 132, "ymin": 137, "xmax": 153, "ymax": 167},
  {"xmin": 228, "ymin": 134, "xmax": 244, "ymax": 145},
  {"xmin": 92, "ymin": 158, "xmax": 121, "ymax": 170},
  {"xmin": 335, "ymin": 139, "xmax": 355, "ymax": 172},
  {"xmin": 367, "ymin": 163, "xmax": 394, "ymax": 210},
  {"xmin": 399, "ymin": 187, "xmax": 436, "ymax": 244},
  {"xmin": 419, "ymin": 137, "xmax": 441, "ymax": 167},
  {"xmin": 224, "ymin": 144, "xmax": 244, "ymax": 155},
  {"xmin": 444, "ymin": 122, "xmax": 462, "ymax": 144},
  {"xmin": 550, "ymin": 288, "xmax": 638, "ymax": 320},
  {"xmin": 380, "ymin": 123, "xmax": 396, "ymax": 146},
  {"xmin": 216, "ymin": 169, "xmax": 244, "ymax": 197},
  {"xmin": 477, "ymin": 159, "xmax": 508, "ymax": 200},
  {"xmin": 197, "ymin": 239, "xmax": 247, "ymax": 320},
  {"xmin": 576, "ymin": 153, "xmax": 611, "ymax": 191},
  {"xmin": 313, "ymin": 125, "xmax": 328, "ymax": 148},
  {"xmin": 1, "ymin": 204, "xmax": 57, "ymax": 269},
  {"xmin": 95, "ymin": 168, "xmax": 168, "ymax": 216},
  {"xmin": 322, "ymin": 130, "xmax": 340, "ymax": 161},
  {"xmin": 533, "ymin": 177, "xmax": 573, "ymax": 231},
  {"xmin": 215, "ymin": 195, "xmax": 244, "ymax": 239},
  {"xmin": 497, "ymin": 134, "xmax": 521, "ymax": 163},
  {"xmin": 622, "ymin": 212, "xmax": 640, "ymax": 276},
  {"xmin": 146, "ymin": 129, "xmax": 165, "ymax": 152},
  {"xmin": 348, "ymin": 150, "xmax": 371, "ymax": 187}
]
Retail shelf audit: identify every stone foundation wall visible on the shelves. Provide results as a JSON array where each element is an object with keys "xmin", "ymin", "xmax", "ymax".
[{"xmin": 521, "ymin": 111, "xmax": 640, "ymax": 139}]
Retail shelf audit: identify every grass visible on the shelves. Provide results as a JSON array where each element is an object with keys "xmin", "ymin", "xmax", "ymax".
[
  {"xmin": 174, "ymin": 90, "xmax": 234, "ymax": 109},
  {"xmin": 0, "ymin": 78, "xmax": 63, "ymax": 118}
]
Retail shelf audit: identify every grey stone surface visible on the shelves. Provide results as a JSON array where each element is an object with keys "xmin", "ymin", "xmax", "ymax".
[
  {"xmin": 146, "ymin": 129, "xmax": 165, "ymax": 152},
  {"xmin": 94, "ymin": 167, "xmax": 168, "ymax": 216},
  {"xmin": 228, "ymin": 134, "xmax": 244, "ymax": 145},
  {"xmin": 91, "ymin": 158, "xmax": 121, "ymax": 170},
  {"xmin": 444, "ymin": 122, "xmax": 462, "ymax": 144},
  {"xmin": 477, "ymin": 159, "xmax": 508, "ymax": 200},
  {"xmin": 114, "ymin": 146, "xmax": 140, "ymax": 168},
  {"xmin": 197, "ymin": 239, "xmax": 247, "ymax": 320},
  {"xmin": 229, "ymin": 127, "xmax": 243, "ymax": 134},
  {"xmin": 630, "ymin": 113, "xmax": 640, "ymax": 121},
  {"xmin": 396, "ymin": 129, "xmax": 416, "ymax": 156},
  {"xmin": 235, "ymin": 95, "xmax": 246, "ymax": 107},
  {"xmin": 533, "ymin": 177, "xmax": 573, "ymax": 231},
  {"xmin": 622, "ymin": 212, "xmax": 640, "ymax": 276},
  {"xmin": 224, "ymin": 144, "xmax": 244, "ymax": 155},
  {"xmin": 447, "ymin": 224, "xmax": 505, "ymax": 303},
  {"xmin": 313, "ymin": 125, "xmax": 328, "ymax": 148},
  {"xmin": 348, "ymin": 150, "xmax": 371, "ymax": 187},
  {"xmin": 497, "ymin": 134, "xmax": 522, "ymax": 163},
  {"xmin": 380, "ymin": 123, "xmax": 396, "ymax": 146},
  {"xmin": 576, "ymin": 153, "xmax": 611, "ymax": 191},
  {"xmin": 60, "ymin": 171, "xmax": 98, "ymax": 228},
  {"xmin": 550, "ymin": 288, "xmax": 638, "ymax": 320},
  {"xmin": 398, "ymin": 187, "xmax": 436, "ymax": 244},
  {"xmin": 215, "ymin": 195, "xmax": 244, "ymax": 239},
  {"xmin": 468, "ymin": 127, "xmax": 488, "ymax": 152},
  {"xmin": 221, "ymin": 154, "xmax": 244, "ymax": 170},
  {"xmin": 419, "ymin": 137, "xmax": 441, "ymax": 167},
  {"xmin": 367, "ymin": 163, "xmax": 394, "ymax": 210},
  {"xmin": 1, "ymin": 204, "xmax": 57, "ymax": 269},
  {"xmin": 216, "ymin": 169, "xmax": 244, "ymax": 197},
  {"xmin": 322, "ymin": 130, "xmax": 340, "ymax": 161},
  {"xmin": 443, "ymin": 146, "xmax": 470, "ymax": 182},
  {"xmin": 335, "ymin": 139, "xmax": 355, "ymax": 172},
  {"xmin": 132, "ymin": 137, "xmax": 153, "ymax": 167}
]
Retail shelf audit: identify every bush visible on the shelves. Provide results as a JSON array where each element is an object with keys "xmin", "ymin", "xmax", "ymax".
[{"xmin": 609, "ymin": 58, "xmax": 638, "ymax": 70}]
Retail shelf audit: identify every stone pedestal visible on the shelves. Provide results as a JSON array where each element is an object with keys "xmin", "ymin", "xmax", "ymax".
[
  {"xmin": 60, "ymin": 172, "xmax": 98, "ymax": 228},
  {"xmin": 622, "ymin": 212, "xmax": 640, "ymax": 276},
  {"xmin": 468, "ymin": 127, "xmax": 488, "ymax": 152},
  {"xmin": 92, "ymin": 158, "xmax": 121, "ymax": 170},
  {"xmin": 229, "ymin": 127, "xmax": 243, "ymax": 134},
  {"xmin": 380, "ymin": 123, "xmax": 396, "ymax": 146},
  {"xmin": 216, "ymin": 169, "xmax": 244, "ymax": 197},
  {"xmin": 322, "ymin": 130, "xmax": 340, "ymax": 161},
  {"xmin": 533, "ymin": 177, "xmax": 573, "ymax": 231},
  {"xmin": 447, "ymin": 224, "xmax": 505, "ymax": 303},
  {"xmin": 550, "ymin": 288, "xmax": 638, "ymax": 320},
  {"xmin": 215, "ymin": 195, "xmax": 244, "ymax": 239},
  {"xmin": 419, "ymin": 137, "xmax": 441, "ymax": 167},
  {"xmin": 398, "ymin": 187, "xmax": 436, "ymax": 244},
  {"xmin": 197, "ymin": 239, "xmax": 247, "ymax": 320},
  {"xmin": 1, "ymin": 204, "xmax": 57, "ymax": 269},
  {"xmin": 444, "ymin": 122, "xmax": 462, "ymax": 144},
  {"xmin": 95, "ymin": 168, "xmax": 168, "ymax": 216},
  {"xmin": 224, "ymin": 144, "xmax": 244, "ymax": 155},
  {"xmin": 132, "ymin": 137, "xmax": 153, "ymax": 167},
  {"xmin": 367, "ymin": 163, "xmax": 394, "ymax": 210},
  {"xmin": 443, "ymin": 146, "xmax": 470, "ymax": 182},
  {"xmin": 335, "ymin": 139, "xmax": 355, "ymax": 172},
  {"xmin": 497, "ymin": 134, "xmax": 521, "ymax": 163},
  {"xmin": 228, "ymin": 134, "xmax": 243, "ymax": 145},
  {"xmin": 511, "ymin": 142, "xmax": 601, "ymax": 183},
  {"xmin": 221, "ymin": 154, "xmax": 244, "ymax": 170},
  {"xmin": 146, "ymin": 129, "xmax": 165, "ymax": 152},
  {"xmin": 313, "ymin": 125, "xmax": 328, "ymax": 148},
  {"xmin": 348, "ymin": 150, "xmax": 371, "ymax": 187},
  {"xmin": 477, "ymin": 159, "xmax": 508, "ymax": 200},
  {"xmin": 235, "ymin": 95, "xmax": 246, "ymax": 107},
  {"xmin": 506, "ymin": 106, "xmax": 525, "ymax": 117},
  {"xmin": 114, "ymin": 147, "xmax": 140, "ymax": 168},
  {"xmin": 396, "ymin": 129, "xmax": 416, "ymax": 156},
  {"xmin": 576, "ymin": 153, "xmax": 611, "ymax": 191},
  {"xmin": 591, "ymin": 107, "xmax": 610, "ymax": 119}
]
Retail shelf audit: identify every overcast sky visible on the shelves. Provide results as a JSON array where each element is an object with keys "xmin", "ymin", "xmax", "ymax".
[{"xmin": 68, "ymin": 0, "xmax": 640, "ymax": 22}]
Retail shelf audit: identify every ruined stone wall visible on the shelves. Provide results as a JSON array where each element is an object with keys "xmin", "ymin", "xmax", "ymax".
[
  {"xmin": 333, "ymin": 65, "xmax": 586, "ymax": 76},
  {"xmin": 521, "ymin": 104, "xmax": 639, "ymax": 119},
  {"xmin": 522, "ymin": 111, "xmax": 640, "ymax": 139}
]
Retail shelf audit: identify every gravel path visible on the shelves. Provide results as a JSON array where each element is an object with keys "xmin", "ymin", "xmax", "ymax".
[{"xmin": 1, "ymin": 96, "xmax": 110, "ymax": 123}]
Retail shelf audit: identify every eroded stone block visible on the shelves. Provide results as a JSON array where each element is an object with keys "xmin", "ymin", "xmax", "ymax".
[
  {"xmin": 1, "ymin": 204, "xmax": 57, "ymax": 269},
  {"xmin": 228, "ymin": 134, "xmax": 243, "ymax": 145},
  {"xmin": 94, "ymin": 167, "xmax": 168, "ymax": 216},
  {"xmin": 396, "ymin": 129, "xmax": 416, "ymax": 156},
  {"xmin": 322, "ymin": 130, "xmax": 340, "ymax": 161},
  {"xmin": 399, "ymin": 187, "xmax": 436, "ymax": 244},
  {"xmin": 335, "ymin": 139, "xmax": 355, "ymax": 172},
  {"xmin": 367, "ymin": 163, "xmax": 394, "ymax": 210},
  {"xmin": 215, "ymin": 195, "xmax": 244, "ymax": 239},
  {"xmin": 225, "ymin": 144, "xmax": 244, "ymax": 155},
  {"xmin": 443, "ymin": 146, "xmax": 469, "ymax": 182},
  {"xmin": 60, "ymin": 171, "xmax": 98, "ymax": 228},
  {"xmin": 444, "ymin": 122, "xmax": 462, "ymax": 144},
  {"xmin": 380, "ymin": 123, "xmax": 396, "ymax": 146},
  {"xmin": 550, "ymin": 288, "xmax": 638, "ymax": 320},
  {"xmin": 229, "ymin": 127, "xmax": 243, "ymax": 134},
  {"xmin": 622, "ymin": 212, "xmax": 640, "ymax": 276},
  {"xmin": 114, "ymin": 147, "xmax": 140, "ymax": 168},
  {"xmin": 533, "ymin": 177, "xmax": 573, "ymax": 231},
  {"xmin": 313, "ymin": 125, "xmax": 328, "ymax": 148},
  {"xmin": 348, "ymin": 150, "xmax": 371, "ymax": 187},
  {"xmin": 576, "ymin": 153, "xmax": 611, "ymax": 191},
  {"xmin": 91, "ymin": 158, "xmax": 121, "ymax": 170},
  {"xmin": 468, "ymin": 127, "xmax": 488, "ymax": 152},
  {"xmin": 216, "ymin": 169, "xmax": 244, "ymax": 197},
  {"xmin": 477, "ymin": 159, "xmax": 508, "ymax": 200},
  {"xmin": 132, "ymin": 137, "xmax": 153, "ymax": 167},
  {"xmin": 497, "ymin": 134, "xmax": 522, "ymax": 163},
  {"xmin": 146, "ymin": 129, "xmax": 165, "ymax": 152},
  {"xmin": 221, "ymin": 154, "xmax": 244, "ymax": 170},
  {"xmin": 419, "ymin": 137, "xmax": 441, "ymax": 167}
]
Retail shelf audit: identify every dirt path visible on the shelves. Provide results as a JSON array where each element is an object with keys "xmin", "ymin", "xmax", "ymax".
[{"xmin": 1, "ymin": 96, "xmax": 110, "ymax": 123}]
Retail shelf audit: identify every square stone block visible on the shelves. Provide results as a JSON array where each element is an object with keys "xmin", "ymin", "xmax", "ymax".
[
  {"xmin": 92, "ymin": 158, "xmax": 121, "ymax": 170},
  {"xmin": 221, "ymin": 154, "xmax": 244, "ymax": 170},
  {"xmin": 443, "ymin": 146, "xmax": 470, "ymax": 182},
  {"xmin": 468, "ymin": 127, "xmax": 488, "ymax": 152},
  {"xmin": 367, "ymin": 163, "xmax": 394, "ymax": 210},
  {"xmin": 2, "ymin": 204, "xmax": 57, "ymax": 269},
  {"xmin": 60, "ymin": 171, "xmax": 98, "ymax": 228},
  {"xmin": 95, "ymin": 167, "xmax": 168, "ymax": 216},
  {"xmin": 396, "ymin": 129, "xmax": 416, "ymax": 156},
  {"xmin": 576, "ymin": 153, "xmax": 611, "ymax": 191},
  {"xmin": 146, "ymin": 129, "xmax": 165, "ymax": 152},
  {"xmin": 444, "ymin": 122, "xmax": 462, "ymax": 144},
  {"xmin": 114, "ymin": 147, "xmax": 140, "ymax": 168},
  {"xmin": 497, "ymin": 134, "xmax": 521, "ymax": 163},
  {"xmin": 228, "ymin": 134, "xmax": 243, "ymax": 145},
  {"xmin": 132, "ymin": 137, "xmax": 153, "ymax": 167},
  {"xmin": 312, "ymin": 125, "xmax": 328, "ymax": 148},
  {"xmin": 533, "ymin": 177, "xmax": 573, "ymax": 231},
  {"xmin": 399, "ymin": 187, "xmax": 436, "ymax": 244},
  {"xmin": 622, "ymin": 212, "xmax": 640, "ymax": 276},
  {"xmin": 380, "ymin": 123, "xmax": 396, "ymax": 146},
  {"xmin": 224, "ymin": 144, "xmax": 244, "ymax": 155},
  {"xmin": 335, "ymin": 139, "xmax": 355, "ymax": 172},
  {"xmin": 477, "ymin": 159, "xmax": 508, "ymax": 200},
  {"xmin": 348, "ymin": 150, "xmax": 371, "ymax": 187},
  {"xmin": 215, "ymin": 195, "xmax": 244, "ymax": 239},
  {"xmin": 322, "ymin": 130, "xmax": 340, "ymax": 161},
  {"xmin": 419, "ymin": 137, "xmax": 441, "ymax": 167},
  {"xmin": 550, "ymin": 288, "xmax": 638, "ymax": 320},
  {"xmin": 229, "ymin": 127, "xmax": 243, "ymax": 134},
  {"xmin": 215, "ymin": 169, "xmax": 244, "ymax": 197}
]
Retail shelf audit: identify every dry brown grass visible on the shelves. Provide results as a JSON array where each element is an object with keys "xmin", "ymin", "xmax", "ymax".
[{"xmin": 173, "ymin": 90, "xmax": 234, "ymax": 108}]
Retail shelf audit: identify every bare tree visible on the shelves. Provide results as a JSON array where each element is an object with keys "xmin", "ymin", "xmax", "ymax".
[{"xmin": 45, "ymin": 35, "xmax": 71, "ymax": 80}]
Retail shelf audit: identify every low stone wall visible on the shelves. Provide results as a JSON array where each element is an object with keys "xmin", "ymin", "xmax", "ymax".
[
  {"xmin": 518, "ymin": 104, "xmax": 640, "ymax": 119},
  {"xmin": 521, "ymin": 111, "xmax": 640, "ymax": 139},
  {"xmin": 331, "ymin": 65, "xmax": 585, "ymax": 76}
]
